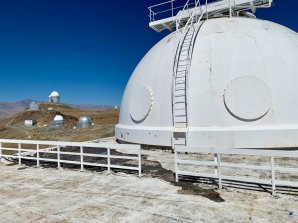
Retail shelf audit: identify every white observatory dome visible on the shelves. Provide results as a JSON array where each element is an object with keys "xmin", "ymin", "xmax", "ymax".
[
  {"xmin": 54, "ymin": 115, "xmax": 64, "ymax": 122},
  {"xmin": 116, "ymin": 17, "xmax": 298, "ymax": 149},
  {"xmin": 50, "ymin": 91, "xmax": 60, "ymax": 97}
]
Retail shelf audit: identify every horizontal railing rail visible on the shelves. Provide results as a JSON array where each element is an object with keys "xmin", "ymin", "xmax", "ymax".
[
  {"xmin": 0, "ymin": 139, "xmax": 142, "ymax": 176},
  {"xmin": 175, "ymin": 147, "xmax": 298, "ymax": 195}
]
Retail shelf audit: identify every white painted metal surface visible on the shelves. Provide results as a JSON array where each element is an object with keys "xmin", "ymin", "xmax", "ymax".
[
  {"xmin": 116, "ymin": 17, "xmax": 298, "ymax": 148},
  {"xmin": 175, "ymin": 146, "xmax": 298, "ymax": 195},
  {"xmin": 148, "ymin": 0, "xmax": 273, "ymax": 32},
  {"xmin": 0, "ymin": 139, "xmax": 142, "ymax": 176}
]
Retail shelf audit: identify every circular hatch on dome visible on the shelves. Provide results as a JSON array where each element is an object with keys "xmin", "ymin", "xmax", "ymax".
[
  {"xmin": 130, "ymin": 86, "xmax": 153, "ymax": 123},
  {"xmin": 223, "ymin": 76, "xmax": 271, "ymax": 122}
]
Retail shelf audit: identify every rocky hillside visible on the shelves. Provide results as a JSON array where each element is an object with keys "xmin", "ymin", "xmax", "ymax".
[
  {"xmin": 0, "ymin": 99, "xmax": 116, "ymax": 120},
  {"xmin": 0, "ymin": 102, "xmax": 119, "ymax": 142}
]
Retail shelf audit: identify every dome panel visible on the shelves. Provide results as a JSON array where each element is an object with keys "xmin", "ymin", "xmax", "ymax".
[
  {"xmin": 223, "ymin": 76, "xmax": 271, "ymax": 122},
  {"xmin": 130, "ymin": 86, "xmax": 153, "ymax": 123}
]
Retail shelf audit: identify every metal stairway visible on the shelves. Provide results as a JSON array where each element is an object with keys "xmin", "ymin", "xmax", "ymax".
[{"xmin": 172, "ymin": 2, "xmax": 205, "ymax": 147}]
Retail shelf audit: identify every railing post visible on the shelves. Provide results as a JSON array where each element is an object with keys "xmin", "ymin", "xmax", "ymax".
[
  {"xmin": 271, "ymin": 157, "xmax": 276, "ymax": 196},
  {"xmin": 171, "ymin": 0, "xmax": 174, "ymax": 17},
  {"xmin": 18, "ymin": 143, "xmax": 21, "ymax": 166},
  {"xmin": 138, "ymin": 146, "xmax": 142, "ymax": 177},
  {"xmin": 206, "ymin": 0, "xmax": 208, "ymax": 20},
  {"xmin": 229, "ymin": 0, "xmax": 232, "ymax": 18},
  {"xmin": 57, "ymin": 146, "xmax": 61, "ymax": 169},
  {"xmin": 217, "ymin": 153, "xmax": 222, "ymax": 189},
  {"xmin": 0, "ymin": 142, "xmax": 2, "ymax": 163},
  {"xmin": 107, "ymin": 148, "xmax": 111, "ymax": 173},
  {"xmin": 36, "ymin": 144, "xmax": 40, "ymax": 167},
  {"xmin": 214, "ymin": 154, "xmax": 218, "ymax": 175},
  {"xmin": 80, "ymin": 146, "xmax": 84, "ymax": 172},
  {"xmin": 175, "ymin": 149, "xmax": 179, "ymax": 182}
]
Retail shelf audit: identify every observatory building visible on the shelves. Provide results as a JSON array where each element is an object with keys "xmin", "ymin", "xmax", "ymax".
[
  {"xmin": 24, "ymin": 120, "xmax": 37, "ymax": 127},
  {"xmin": 77, "ymin": 116, "xmax": 93, "ymax": 129},
  {"xmin": 29, "ymin": 101, "xmax": 39, "ymax": 111},
  {"xmin": 51, "ymin": 115, "xmax": 64, "ymax": 127},
  {"xmin": 49, "ymin": 91, "xmax": 60, "ymax": 103},
  {"xmin": 116, "ymin": 0, "xmax": 298, "ymax": 149}
]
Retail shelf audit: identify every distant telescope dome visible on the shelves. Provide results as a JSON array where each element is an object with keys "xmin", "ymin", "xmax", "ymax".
[
  {"xmin": 29, "ymin": 101, "xmax": 39, "ymax": 111},
  {"xmin": 54, "ymin": 115, "xmax": 64, "ymax": 121},
  {"xmin": 49, "ymin": 91, "xmax": 60, "ymax": 103},
  {"xmin": 78, "ymin": 116, "xmax": 92, "ymax": 128},
  {"xmin": 50, "ymin": 91, "xmax": 59, "ymax": 97},
  {"xmin": 52, "ymin": 115, "xmax": 64, "ymax": 127},
  {"xmin": 116, "ymin": 17, "xmax": 298, "ymax": 149}
]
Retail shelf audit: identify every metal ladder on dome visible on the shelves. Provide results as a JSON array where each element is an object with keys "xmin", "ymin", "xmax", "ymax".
[{"xmin": 172, "ymin": 1, "xmax": 205, "ymax": 147}]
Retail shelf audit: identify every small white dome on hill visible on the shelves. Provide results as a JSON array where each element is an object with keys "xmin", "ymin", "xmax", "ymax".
[{"xmin": 54, "ymin": 115, "xmax": 64, "ymax": 121}]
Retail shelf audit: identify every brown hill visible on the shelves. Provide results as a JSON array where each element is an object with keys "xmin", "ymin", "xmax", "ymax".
[{"xmin": 0, "ymin": 102, "xmax": 119, "ymax": 142}]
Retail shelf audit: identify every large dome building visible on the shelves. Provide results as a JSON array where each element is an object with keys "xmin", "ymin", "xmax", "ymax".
[
  {"xmin": 49, "ymin": 91, "xmax": 60, "ymax": 103},
  {"xmin": 116, "ymin": 1, "xmax": 298, "ymax": 149}
]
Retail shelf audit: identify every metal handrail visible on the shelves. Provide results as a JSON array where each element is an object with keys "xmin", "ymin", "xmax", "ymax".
[{"xmin": 0, "ymin": 139, "xmax": 142, "ymax": 176}]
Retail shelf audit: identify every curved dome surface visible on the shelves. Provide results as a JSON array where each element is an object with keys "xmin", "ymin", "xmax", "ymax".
[
  {"xmin": 54, "ymin": 115, "xmax": 64, "ymax": 121},
  {"xmin": 79, "ymin": 116, "xmax": 92, "ymax": 124},
  {"xmin": 116, "ymin": 17, "xmax": 298, "ymax": 149},
  {"xmin": 50, "ymin": 91, "xmax": 60, "ymax": 97}
]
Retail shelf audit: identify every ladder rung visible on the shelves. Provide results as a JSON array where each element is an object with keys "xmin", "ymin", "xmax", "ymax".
[{"xmin": 175, "ymin": 115, "xmax": 187, "ymax": 117}]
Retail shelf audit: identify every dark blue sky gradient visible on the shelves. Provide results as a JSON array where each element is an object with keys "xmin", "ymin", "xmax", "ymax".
[{"xmin": 0, "ymin": 0, "xmax": 296, "ymax": 105}]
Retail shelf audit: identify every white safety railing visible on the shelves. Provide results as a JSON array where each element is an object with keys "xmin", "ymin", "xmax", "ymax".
[
  {"xmin": 148, "ymin": 0, "xmax": 199, "ymax": 22},
  {"xmin": 175, "ymin": 147, "xmax": 298, "ymax": 195},
  {"xmin": 148, "ymin": 0, "xmax": 273, "ymax": 32},
  {"xmin": 0, "ymin": 139, "xmax": 142, "ymax": 176}
]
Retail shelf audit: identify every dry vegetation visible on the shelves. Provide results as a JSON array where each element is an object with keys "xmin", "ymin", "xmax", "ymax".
[{"xmin": 0, "ymin": 102, "xmax": 119, "ymax": 142}]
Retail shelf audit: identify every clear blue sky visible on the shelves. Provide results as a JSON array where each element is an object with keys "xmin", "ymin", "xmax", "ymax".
[{"xmin": 0, "ymin": 0, "xmax": 296, "ymax": 105}]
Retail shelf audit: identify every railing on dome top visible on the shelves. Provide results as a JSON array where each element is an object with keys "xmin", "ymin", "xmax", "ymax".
[
  {"xmin": 148, "ymin": 0, "xmax": 205, "ymax": 23},
  {"xmin": 148, "ymin": 0, "xmax": 273, "ymax": 25}
]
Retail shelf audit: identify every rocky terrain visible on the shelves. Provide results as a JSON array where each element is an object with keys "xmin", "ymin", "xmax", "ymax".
[
  {"xmin": 0, "ymin": 102, "xmax": 119, "ymax": 142},
  {"xmin": 0, "ymin": 99, "xmax": 114, "ymax": 120}
]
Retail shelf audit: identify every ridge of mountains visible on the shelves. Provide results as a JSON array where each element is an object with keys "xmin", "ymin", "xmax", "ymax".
[{"xmin": 0, "ymin": 99, "xmax": 113, "ymax": 120}]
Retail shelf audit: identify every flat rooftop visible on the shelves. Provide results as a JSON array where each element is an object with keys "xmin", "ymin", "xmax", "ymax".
[{"xmin": 0, "ymin": 144, "xmax": 297, "ymax": 223}]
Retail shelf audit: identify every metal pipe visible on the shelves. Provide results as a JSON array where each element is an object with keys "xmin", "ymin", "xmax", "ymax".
[
  {"xmin": 57, "ymin": 146, "xmax": 61, "ymax": 169},
  {"xmin": 36, "ymin": 144, "xmax": 40, "ymax": 167},
  {"xmin": 107, "ymin": 148, "xmax": 111, "ymax": 173},
  {"xmin": 271, "ymin": 157, "xmax": 276, "ymax": 195},
  {"xmin": 18, "ymin": 143, "xmax": 21, "ymax": 166},
  {"xmin": 80, "ymin": 146, "xmax": 84, "ymax": 172}
]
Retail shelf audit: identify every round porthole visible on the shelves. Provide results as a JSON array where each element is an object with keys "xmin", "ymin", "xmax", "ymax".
[
  {"xmin": 130, "ymin": 86, "xmax": 153, "ymax": 123},
  {"xmin": 223, "ymin": 76, "xmax": 271, "ymax": 122}
]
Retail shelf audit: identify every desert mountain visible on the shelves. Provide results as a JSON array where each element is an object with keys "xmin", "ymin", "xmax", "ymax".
[
  {"xmin": 0, "ymin": 99, "xmax": 115, "ymax": 120},
  {"xmin": 0, "ymin": 102, "xmax": 119, "ymax": 142}
]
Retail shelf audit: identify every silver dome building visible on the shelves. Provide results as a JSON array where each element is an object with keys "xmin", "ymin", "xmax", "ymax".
[
  {"xmin": 116, "ymin": 0, "xmax": 298, "ymax": 149},
  {"xmin": 77, "ymin": 116, "xmax": 93, "ymax": 129}
]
